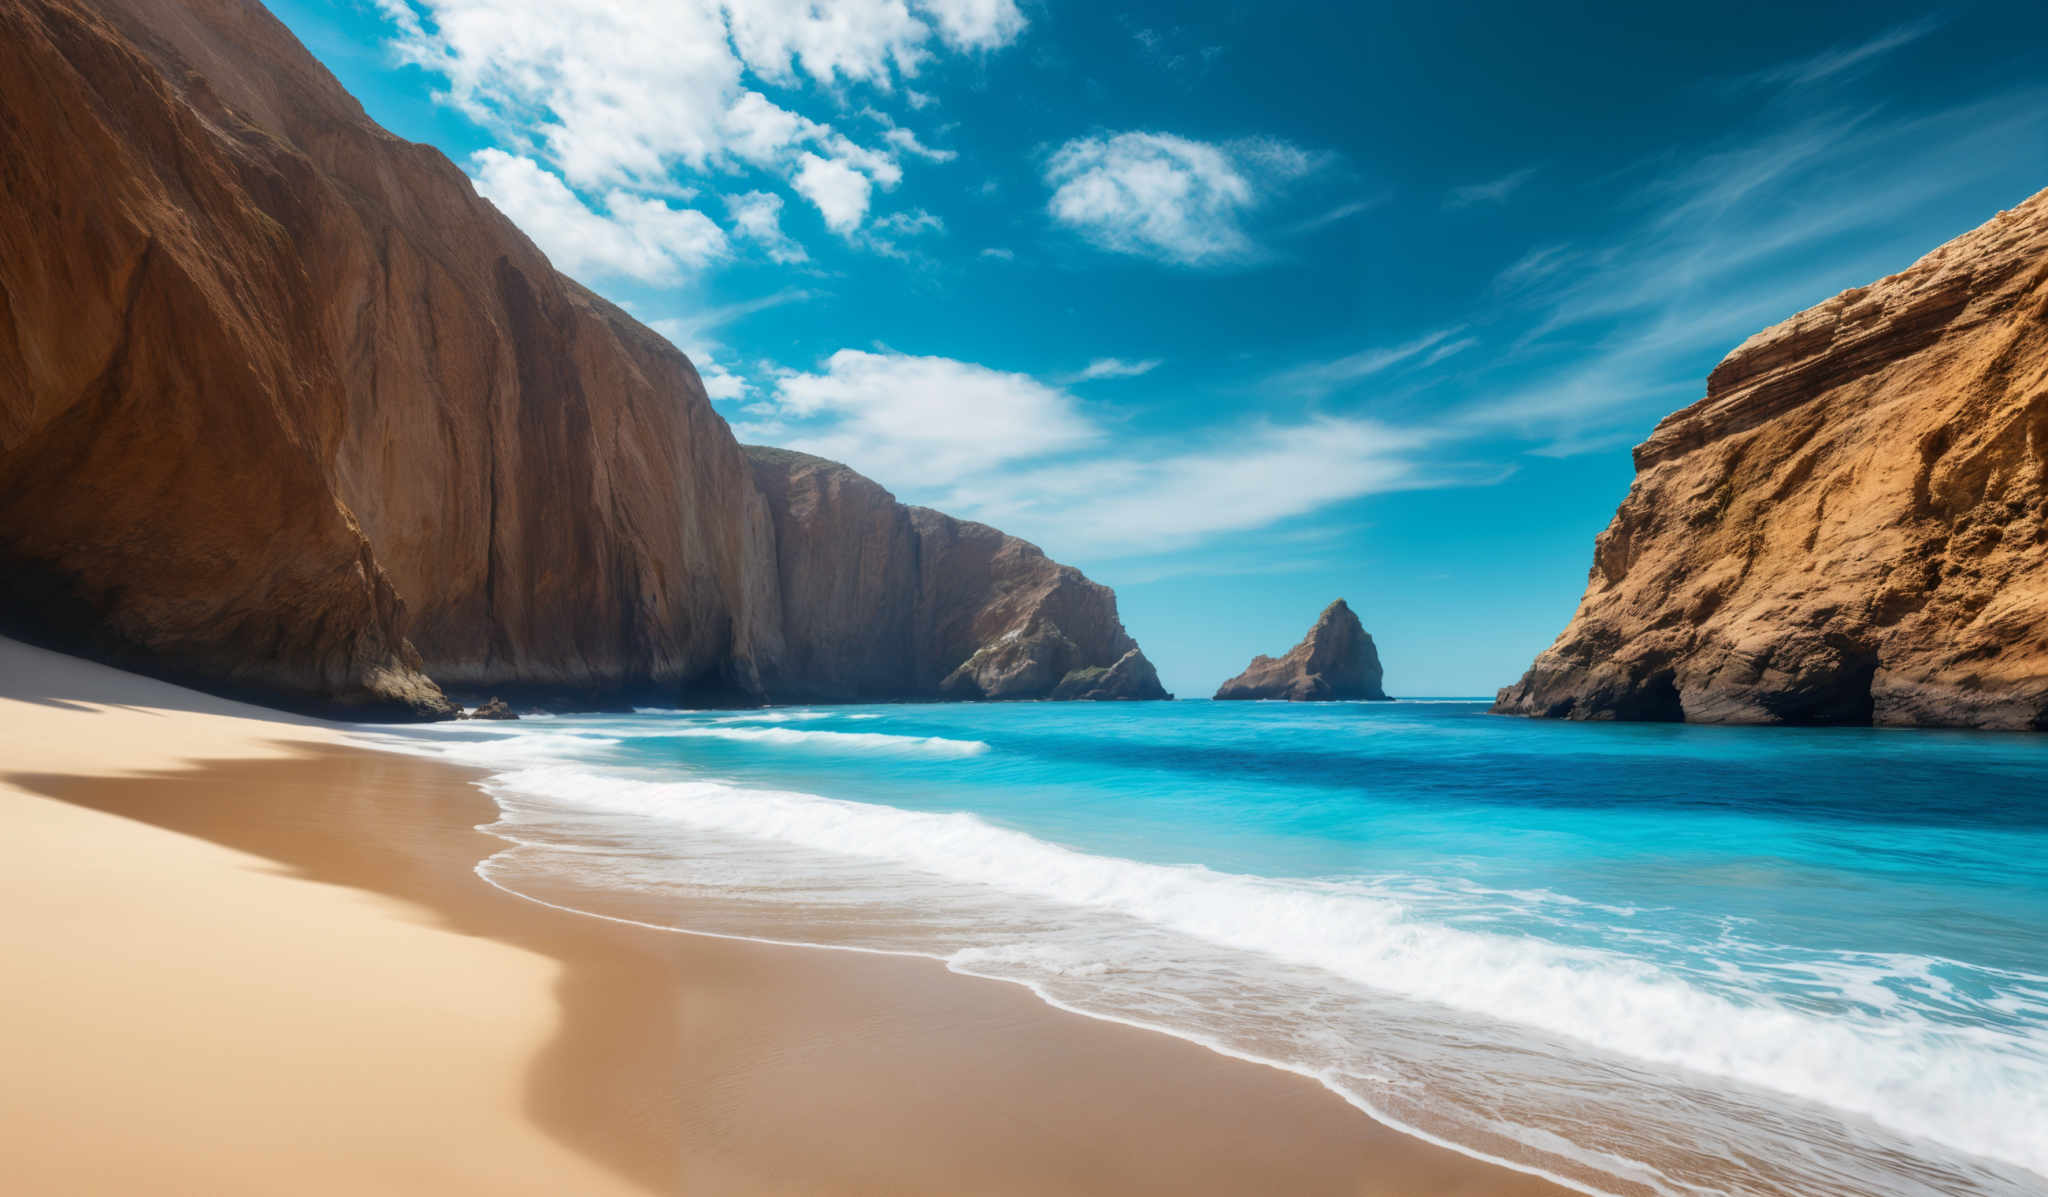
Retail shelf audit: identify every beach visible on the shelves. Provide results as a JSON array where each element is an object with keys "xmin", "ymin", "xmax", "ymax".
[{"xmin": 0, "ymin": 636, "xmax": 1566, "ymax": 1196}]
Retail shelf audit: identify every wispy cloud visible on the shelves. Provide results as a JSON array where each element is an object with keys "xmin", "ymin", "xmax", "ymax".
[
  {"xmin": 1492, "ymin": 243, "xmax": 1580, "ymax": 293},
  {"xmin": 1061, "ymin": 357, "xmax": 1162, "ymax": 383},
  {"xmin": 1279, "ymin": 196, "xmax": 1385, "ymax": 237},
  {"xmin": 658, "ymin": 287, "xmax": 815, "ymax": 341},
  {"xmin": 648, "ymin": 287, "xmax": 817, "ymax": 401},
  {"xmin": 1446, "ymin": 87, "xmax": 2048, "ymax": 446},
  {"xmin": 938, "ymin": 415, "xmax": 1447, "ymax": 555},
  {"xmin": 1733, "ymin": 16, "xmax": 1943, "ymax": 91},
  {"xmin": 1268, "ymin": 327, "xmax": 1472, "ymax": 395},
  {"xmin": 725, "ymin": 191, "xmax": 807, "ymax": 263},
  {"xmin": 727, "ymin": 346, "xmax": 1452, "ymax": 555},
  {"xmin": 1446, "ymin": 167, "xmax": 1537, "ymax": 209}
]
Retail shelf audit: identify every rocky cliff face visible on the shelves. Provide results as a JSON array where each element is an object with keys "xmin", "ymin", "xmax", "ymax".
[
  {"xmin": 0, "ymin": 0, "xmax": 779, "ymax": 715},
  {"xmin": 746, "ymin": 448, "xmax": 1170, "ymax": 701},
  {"xmin": 0, "ymin": 0, "xmax": 1160, "ymax": 716},
  {"xmin": 1214, "ymin": 600, "xmax": 1387, "ymax": 701},
  {"xmin": 1495, "ymin": 189, "xmax": 2048, "ymax": 729}
]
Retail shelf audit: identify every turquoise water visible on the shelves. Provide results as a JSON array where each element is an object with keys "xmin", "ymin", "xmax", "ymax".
[{"xmin": 370, "ymin": 701, "xmax": 2048, "ymax": 1196}]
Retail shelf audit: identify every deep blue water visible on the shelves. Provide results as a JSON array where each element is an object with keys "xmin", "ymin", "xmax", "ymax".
[{"xmin": 371, "ymin": 700, "xmax": 2048, "ymax": 1196}]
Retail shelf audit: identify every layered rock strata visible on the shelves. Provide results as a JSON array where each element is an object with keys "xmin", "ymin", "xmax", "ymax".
[{"xmin": 1495, "ymin": 189, "xmax": 2048, "ymax": 729}]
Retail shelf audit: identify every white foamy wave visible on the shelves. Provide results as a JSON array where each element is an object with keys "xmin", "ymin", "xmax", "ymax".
[
  {"xmin": 352, "ymin": 727, "xmax": 622, "ymax": 767},
  {"xmin": 635, "ymin": 725, "xmax": 990, "ymax": 757},
  {"xmin": 708, "ymin": 710, "xmax": 837, "ymax": 723},
  {"xmin": 631, "ymin": 708, "xmax": 838, "ymax": 722},
  {"xmin": 479, "ymin": 762, "xmax": 2048, "ymax": 1179}
]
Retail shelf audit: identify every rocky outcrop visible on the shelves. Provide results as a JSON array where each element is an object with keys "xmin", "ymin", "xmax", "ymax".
[
  {"xmin": 1214, "ymin": 600, "xmax": 1388, "ymax": 701},
  {"xmin": 0, "ymin": 0, "xmax": 1164, "ymax": 716},
  {"xmin": 1494, "ymin": 188, "xmax": 2048, "ymax": 729},
  {"xmin": 468, "ymin": 698, "xmax": 517, "ymax": 721},
  {"xmin": 0, "ymin": 0, "xmax": 779, "ymax": 716},
  {"xmin": 745, "ymin": 448, "xmax": 1171, "ymax": 701}
]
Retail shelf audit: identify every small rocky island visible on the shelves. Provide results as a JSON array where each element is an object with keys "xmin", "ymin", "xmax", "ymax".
[{"xmin": 1214, "ymin": 600, "xmax": 1389, "ymax": 701}]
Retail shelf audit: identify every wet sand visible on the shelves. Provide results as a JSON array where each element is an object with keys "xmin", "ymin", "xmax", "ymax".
[{"xmin": 0, "ymin": 637, "xmax": 1570, "ymax": 1195}]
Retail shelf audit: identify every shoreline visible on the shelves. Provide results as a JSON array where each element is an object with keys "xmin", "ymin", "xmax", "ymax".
[{"xmin": 1, "ymin": 637, "xmax": 1569, "ymax": 1195}]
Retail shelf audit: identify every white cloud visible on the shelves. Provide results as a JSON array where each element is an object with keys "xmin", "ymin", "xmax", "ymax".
[
  {"xmin": 792, "ymin": 153, "xmax": 873, "ymax": 233},
  {"xmin": 917, "ymin": 0, "xmax": 1027, "ymax": 50},
  {"xmin": 872, "ymin": 208, "xmax": 945, "ymax": 237},
  {"xmin": 729, "ymin": 347, "xmax": 1442, "ymax": 556},
  {"xmin": 692, "ymin": 354, "xmax": 752, "ymax": 400},
  {"xmin": 376, "ymin": 0, "xmax": 1024, "ymax": 243},
  {"xmin": 726, "ymin": 191, "xmax": 808, "ymax": 263},
  {"xmin": 721, "ymin": 91, "xmax": 814, "ymax": 167},
  {"xmin": 1043, "ymin": 131, "xmax": 1319, "ymax": 266},
  {"xmin": 648, "ymin": 319, "xmax": 750, "ymax": 400},
  {"xmin": 734, "ymin": 350, "xmax": 1100, "ymax": 487},
  {"xmin": 949, "ymin": 416, "xmax": 1434, "ymax": 554},
  {"xmin": 882, "ymin": 125, "xmax": 957, "ymax": 162},
  {"xmin": 1063, "ymin": 357, "xmax": 1161, "ymax": 383},
  {"xmin": 469, "ymin": 149, "xmax": 726, "ymax": 283},
  {"xmin": 722, "ymin": 1, "xmax": 927, "ymax": 88},
  {"xmin": 861, "ymin": 107, "xmax": 957, "ymax": 162},
  {"xmin": 979, "ymin": 246, "xmax": 1015, "ymax": 261}
]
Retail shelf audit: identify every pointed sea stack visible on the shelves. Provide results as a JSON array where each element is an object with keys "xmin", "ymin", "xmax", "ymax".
[
  {"xmin": 1214, "ymin": 600, "xmax": 1389, "ymax": 701},
  {"xmin": 1494, "ymin": 188, "xmax": 2048, "ymax": 729}
]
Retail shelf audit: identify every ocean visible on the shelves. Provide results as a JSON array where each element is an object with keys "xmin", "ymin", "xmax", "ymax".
[{"xmin": 364, "ymin": 700, "xmax": 2048, "ymax": 1196}]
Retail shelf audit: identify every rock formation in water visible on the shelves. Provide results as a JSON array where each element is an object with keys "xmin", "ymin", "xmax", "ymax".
[
  {"xmin": 1214, "ymin": 600, "xmax": 1388, "ymax": 701},
  {"xmin": 1495, "ymin": 189, "xmax": 2048, "ymax": 729},
  {"xmin": 0, "ymin": 0, "xmax": 1161, "ymax": 716},
  {"xmin": 745, "ymin": 448, "xmax": 1170, "ymax": 701}
]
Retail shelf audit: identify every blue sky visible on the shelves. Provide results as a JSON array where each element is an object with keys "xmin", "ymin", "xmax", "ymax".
[{"xmin": 273, "ymin": 0, "xmax": 2048, "ymax": 697}]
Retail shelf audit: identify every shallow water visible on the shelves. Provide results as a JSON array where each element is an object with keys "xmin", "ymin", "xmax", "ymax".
[{"xmin": 364, "ymin": 701, "xmax": 2048, "ymax": 1196}]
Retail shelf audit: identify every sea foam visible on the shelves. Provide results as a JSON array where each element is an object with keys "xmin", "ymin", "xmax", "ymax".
[
  {"xmin": 357, "ymin": 712, "xmax": 2048, "ymax": 1197},
  {"xmin": 632, "ymin": 725, "xmax": 991, "ymax": 756},
  {"xmin": 471, "ymin": 758, "xmax": 2048, "ymax": 1185}
]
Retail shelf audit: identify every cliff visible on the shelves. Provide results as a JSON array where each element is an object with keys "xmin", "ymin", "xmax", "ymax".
[
  {"xmin": 745, "ymin": 447, "xmax": 1170, "ymax": 701},
  {"xmin": 1214, "ymin": 600, "xmax": 1388, "ymax": 701},
  {"xmin": 0, "ymin": 0, "xmax": 1159, "ymax": 716},
  {"xmin": 1495, "ymin": 188, "xmax": 2048, "ymax": 729}
]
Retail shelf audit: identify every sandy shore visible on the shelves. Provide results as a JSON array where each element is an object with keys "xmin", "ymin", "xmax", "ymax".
[{"xmin": 0, "ymin": 636, "xmax": 1568, "ymax": 1195}]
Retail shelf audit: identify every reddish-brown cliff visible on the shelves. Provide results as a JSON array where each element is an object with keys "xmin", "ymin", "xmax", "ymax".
[
  {"xmin": 746, "ymin": 447, "xmax": 1169, "ymax": 701},
  {"xmin": 0, "ymin": 0, "xmax": 1160, "ymax": 714},
  {"xmin": 1495, "ymin": 189, "xmax": 2048, "ymax": 729}
]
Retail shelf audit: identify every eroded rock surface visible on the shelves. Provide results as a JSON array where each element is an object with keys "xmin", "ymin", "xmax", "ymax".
[
  {"xmin": 745, "ymin": 448, "xmax": 1171, "ymax": 701},
  {"xmin": 0, "ymin": 0, "xmax": 1165, "ymax": 716},
  {"xmin": 1215, "ymin": 600, "xmax": 1388, "ymax": 701},
  {"xmin": 1495, "ymin": 189, "xmax": 2048, "ymax": 729}
]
